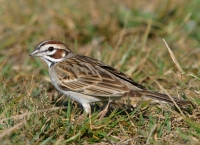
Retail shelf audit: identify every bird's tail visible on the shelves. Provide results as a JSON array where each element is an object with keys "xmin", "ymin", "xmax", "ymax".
[{"xmin": 127, "ymin": 90, "xmax": 191, "ymax": 107}]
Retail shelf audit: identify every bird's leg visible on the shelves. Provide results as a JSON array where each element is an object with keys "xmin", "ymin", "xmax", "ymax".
[
  {"xmin": 97, "ymin": 100, "xmax": 112, "ymax": 119},
  {"xmin": 76, "ymin": 103, "xmax": 91, "ymax": 122}
]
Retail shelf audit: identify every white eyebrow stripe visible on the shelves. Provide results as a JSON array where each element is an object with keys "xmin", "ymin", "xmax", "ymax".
[{"xmin": 37, "ymin": 40, "xmax": 51, "ymax": 48}]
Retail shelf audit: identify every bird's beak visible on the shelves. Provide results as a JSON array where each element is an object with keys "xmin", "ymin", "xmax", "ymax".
[{"xmin": 29, "ymin": 49, "xmax": 43, "ymax": 57}]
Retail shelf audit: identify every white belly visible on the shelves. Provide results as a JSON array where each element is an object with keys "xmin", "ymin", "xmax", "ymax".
[
  {"xmin": 51, "ymin": 79, "xmax": 101, "ymax": 104},
  {"xmin": 59, "ymin": 89, "xmax": 102, "ymax": 103}
]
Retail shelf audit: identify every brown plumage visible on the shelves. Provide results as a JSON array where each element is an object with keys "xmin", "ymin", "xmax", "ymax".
[{"xmin": 30, "ymin": 40, "xmax": 191, "ymax": 114}]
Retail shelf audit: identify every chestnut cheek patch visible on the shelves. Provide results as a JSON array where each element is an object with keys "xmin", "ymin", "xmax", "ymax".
[{"xmin": 51, "ymin": 49, "xmax": 66, "ymax": 59}]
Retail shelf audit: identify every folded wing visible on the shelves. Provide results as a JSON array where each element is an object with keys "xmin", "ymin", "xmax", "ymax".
[{"xmin": 55, "ymin": 56, "xmax": 133, "ymax": 97}]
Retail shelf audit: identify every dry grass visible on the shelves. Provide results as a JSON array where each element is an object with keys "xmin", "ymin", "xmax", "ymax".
[{"xmin": 0, "ymin": 0, "xmax": 200, "ymax": 144}]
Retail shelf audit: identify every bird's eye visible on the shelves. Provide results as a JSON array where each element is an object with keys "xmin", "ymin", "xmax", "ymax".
[{"xmin": 48, "ymin": 47, "xmax": 54, "ymax": 51}]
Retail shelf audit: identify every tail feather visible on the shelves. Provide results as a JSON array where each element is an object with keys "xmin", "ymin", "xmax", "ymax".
[{"xmin": 128, "ymin": 90, "xmax": 191, "ymax": 107}]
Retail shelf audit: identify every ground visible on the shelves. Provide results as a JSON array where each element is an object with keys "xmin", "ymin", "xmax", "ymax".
[{"xmin": 0, "ymin": 0, "xmax": 200, "ymax": 144}]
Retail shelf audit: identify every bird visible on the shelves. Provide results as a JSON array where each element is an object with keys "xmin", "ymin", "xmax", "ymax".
[{"xmin": 30, "ymin": 40, "xmax": 191, "ymax": 115}]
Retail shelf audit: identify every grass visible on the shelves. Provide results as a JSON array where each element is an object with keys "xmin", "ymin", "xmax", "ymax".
[{"xmin": 0, "ymin": 0, "xmax": 200, "ymax": 144}]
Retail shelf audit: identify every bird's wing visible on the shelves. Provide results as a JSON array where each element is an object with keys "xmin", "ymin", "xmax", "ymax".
[
  {"xmin": 99, "ymin": 65, "xmax": 146, "ymax": 90},
  {"xmin": 54, "ymin": 56, "xmax": 134, "ymax": 97}
]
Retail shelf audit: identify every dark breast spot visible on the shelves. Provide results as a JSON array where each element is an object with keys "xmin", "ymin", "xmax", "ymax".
[{"xmin": 51, "ymin": 49, "xmax": 66, "ymax": 59}]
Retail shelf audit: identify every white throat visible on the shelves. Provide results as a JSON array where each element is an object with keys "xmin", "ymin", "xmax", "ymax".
[{"xmin": 41, "ymin": 56, "xmax": 64, "ymax": 68}]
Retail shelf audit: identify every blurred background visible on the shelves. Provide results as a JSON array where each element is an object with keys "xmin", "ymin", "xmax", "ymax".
[
  {"xmin": 0, "ymin": 0, "xmax": 199, "ymax": 81},
  {"xmin": 1, "ymin": 0, "xmax": 200, "ymax": 95},
  {"xmin": 0, "ymin": 0, "xmax": 200, "ymax": 144}
]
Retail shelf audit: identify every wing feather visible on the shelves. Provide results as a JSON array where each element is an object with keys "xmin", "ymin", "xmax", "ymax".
[{"xmin": 54, "ymin": 56, "xmax": 131, "ymax": 97}]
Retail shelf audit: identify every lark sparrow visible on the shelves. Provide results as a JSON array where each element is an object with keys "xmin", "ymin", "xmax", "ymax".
[{"xmin": 30, "ymin": 40, "xmax": 190, "ymax": 115}]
